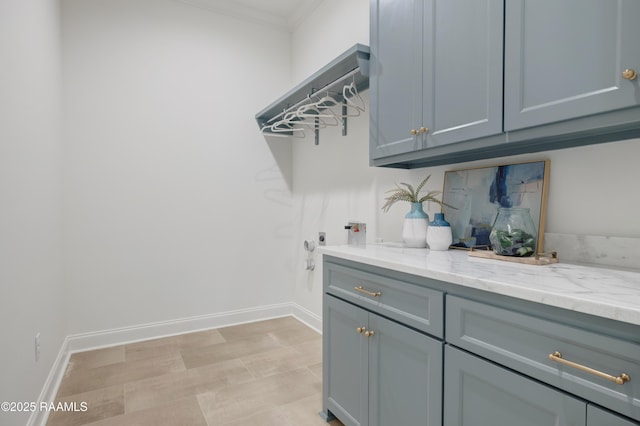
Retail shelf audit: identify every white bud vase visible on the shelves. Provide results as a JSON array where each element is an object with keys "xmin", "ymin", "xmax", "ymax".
[
  {"xmin": 402, "ymin": 202, "xmax": 429, "ymax": 248},
  {"xmin": 427, "ymin": 213, "xmax": 452, "ymax": 251}
]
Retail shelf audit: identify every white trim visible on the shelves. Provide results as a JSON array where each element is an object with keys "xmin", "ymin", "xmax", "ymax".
[
  {"xmin": 66, "ymin": 302, "xmax": 294, "ymax": 353},
  {"xmin": 290, "ymin": 302, "xmax": 322, "ymax": 334},
  {"xmin": 27, "ymin": 337, "xmax": 71, "ymax": 426}
]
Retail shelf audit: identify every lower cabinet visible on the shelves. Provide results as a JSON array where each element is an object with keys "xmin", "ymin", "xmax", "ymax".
[
  {"xmin": 444, "ymin": 345, "xmax": 640, "ymax": 426},
  {"xmin": 444, "ymin": 345, "xmax": 586, "ymax": 426},
  {"xmin": 322, "ymin": 295, "xmax": 443, "ymax": 426},
  {"xmin": 322, "ymin": 257, "xmax": 640, "ymax": 426},
  {"xmin": 588, "ymin": 405, "xmax": 640, "ymax": 426}
]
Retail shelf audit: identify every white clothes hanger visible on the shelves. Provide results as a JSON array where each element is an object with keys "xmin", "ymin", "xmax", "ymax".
[
  {"xmin": 299, "ymin": 92, "xmax": 341, "ymax": 125},
  {"xmin": 287, "ymin": 109, "xmax": 329, "ymax": 130},
  {"xmin": 262, "ymin": 120, "xmax": 306, "ymax": 138},
  {"xmin": 343, "ymin": 81, "xmax": 366, "ymax": 113},
  {"xmin": 312, "ymin": 91, "xmax": 340, "ymax": 110},
  {"xmin": 270, "ymin": 119, "xmax": 306, "ymax": 133},
  {"xmin": 296, "ymin": 101, "xmax": 340, "ymax": 127}
]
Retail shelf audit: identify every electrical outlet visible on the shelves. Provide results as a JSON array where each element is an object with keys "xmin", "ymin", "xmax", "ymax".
[
  {"xmin": 35, "ymin": 333, "xmax": 41, "ymax": 363},
  {"xmin": 319, "ymin": 232, "xmax": 326, "ymax": 246}
]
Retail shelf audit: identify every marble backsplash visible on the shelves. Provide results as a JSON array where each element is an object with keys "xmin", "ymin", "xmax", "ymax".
[{"xmin": 544, "ymin": 233, "xmax": 640, "ymax": 270}]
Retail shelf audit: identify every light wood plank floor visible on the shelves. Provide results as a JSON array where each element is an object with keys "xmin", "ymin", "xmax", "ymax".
[{"xmin": 47, "ymin": 317, "xmax": 344, "ymax": 426}]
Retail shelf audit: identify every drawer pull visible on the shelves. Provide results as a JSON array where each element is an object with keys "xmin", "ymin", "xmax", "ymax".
[
  {"xmin": 354, "ymin": 286, "xmax": 381, "ymax": 297},
  {"xmin": 364, "ymin": 330, "xmax": 375, "ymax": 337},
  {"xmin": 548, "ymin": 351, "xmax": 630, "ymax": 385},
  {"xmin": 356, "ymin": 327, "xmax": 366, "ymax": 334}
]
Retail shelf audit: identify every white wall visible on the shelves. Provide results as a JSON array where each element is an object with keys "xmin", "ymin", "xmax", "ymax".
[
  {"xmin": 291, "ymin": 0, "xmax": 370, "ymax": 82},
  {"xmin": 0, "ymin": 1, "xmax": 66, "ymax": 425},
  {"xmin": 290, "ymin": 0, "xmax": 640, "ymax": 319},
  {"xmin": 2, "ymin": 1, "xmax": 638, "ymax": 418},
  {"xmin": 61, "ymin": 0, "xmax": 294, "ymax": 334}
]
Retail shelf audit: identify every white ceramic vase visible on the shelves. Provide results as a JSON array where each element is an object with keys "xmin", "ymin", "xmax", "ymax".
[
  {"xmin": 402, "ymin": 202, "xmax": 429, "ymax": 248},
  {"xmin": 426, "ymin": 213, "xmax": 453, "ymax": 250}
]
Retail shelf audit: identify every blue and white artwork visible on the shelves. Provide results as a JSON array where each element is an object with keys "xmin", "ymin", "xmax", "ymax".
[{"xmin": 442, "ymin": 161, "xmax": 549, "ymax": 248}]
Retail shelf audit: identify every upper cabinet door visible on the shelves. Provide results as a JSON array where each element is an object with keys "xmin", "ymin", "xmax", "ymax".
[
  {"xmin": 504, "ymin": 0, "xmax": 640, "ymax": 131},
  {"xmin": 370, "ymin": 0, "xmax": 425, "ymax": 159},
  {"xmin": 425, "ymin": 0, "xmax": 504, "ymax": 147},
  {"xmin": 370, "ymin": 0, "xmax": 504, "ymax": 161}
]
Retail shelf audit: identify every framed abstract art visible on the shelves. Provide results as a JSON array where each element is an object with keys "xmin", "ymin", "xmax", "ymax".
[{"xmin": 441, "ymin": 160, "xmax": 550, "ymax": 253}]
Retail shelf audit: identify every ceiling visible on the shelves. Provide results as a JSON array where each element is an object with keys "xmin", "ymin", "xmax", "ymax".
[{"xmin": 174, "ymin": 0, "xmax": 324, "ymax": 31}]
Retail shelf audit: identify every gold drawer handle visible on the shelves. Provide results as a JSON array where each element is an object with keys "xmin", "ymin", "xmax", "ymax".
[
  {"xmin": 356, "ymin": 326, "xmax": 366, "ymax": 334},
  {"xmin": 548, "ymin": 351, "xmax": 630, "ymax": 385},
  {"xmin": 354, "ymin": 286, "xmax": 381, "ymax": 297},
  {"xmin": 364, "ymin": 330, "xmax": 375, "ymax": 338}
]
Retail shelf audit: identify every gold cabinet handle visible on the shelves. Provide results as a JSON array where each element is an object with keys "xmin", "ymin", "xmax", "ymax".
[
  {"xmin": 548, "ymin": 351, "xmax": 630, "ymax": 385},
  {"xmin": 354, "ymin": 286, "xmax": 382, "ymax": 297},
  {"xmin": 410, "ymin": 129, "xmax": 418, "ymax": 135},
  {"xmin": 622, "ymin": 68, "xmax": 637, "ymax": 80},
  {"xmin": 356, "ymin": 326, "xmax": 366, "ymax": 334},
  {"xmin": 419, "ymin": 127, "xmax": 429, "ymax": 134},
  {"xmin": 364, "ymin": 330, "xmax": 375, "ymax": 337}
]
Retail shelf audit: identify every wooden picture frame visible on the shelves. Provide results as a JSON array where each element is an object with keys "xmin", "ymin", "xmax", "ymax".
[{"xmin": 441, "ymin": 160, "xmax": 550, "ymax": 253}]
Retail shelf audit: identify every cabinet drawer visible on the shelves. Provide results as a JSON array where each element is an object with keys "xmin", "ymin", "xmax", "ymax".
[
  {"xmin": 446, "ymin": 295, "xmax": 640, "ymax": 421},
  {"xmin": 324, "ymin": 262, "xmax": 443, "ymax": 338},
  {"xmin": 588, "ymin": 405, "xmax": 640, "ymax": 426},
  {"xmin": 444, "ymin": 345, "xmax": 586, "ymax": 426}
]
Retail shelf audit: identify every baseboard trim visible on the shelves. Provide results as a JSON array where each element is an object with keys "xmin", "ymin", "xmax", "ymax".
[
  {"xmin": 290, "ymin": 303, "xmax": 322, "ymax": 334},
  {"xmin": 66, "ymin": 302, "xmax": 296, "ymax": 353},
  {"xmin": 27, "ymin": 337, "xmax": 71, "ymax": 426}
]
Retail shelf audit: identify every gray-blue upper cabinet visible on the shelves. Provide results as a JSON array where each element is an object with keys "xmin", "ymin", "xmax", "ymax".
[
  {"xmin": 370, "ymin": 0, "xmax": 640, "ymax": 168},
  {"xmin": 369, "ymin": 0, "xmax": 504, "ymax": 160},
  {"xmin": 504, "ymin": 0, "xmax": 640, "ymax": 131}
]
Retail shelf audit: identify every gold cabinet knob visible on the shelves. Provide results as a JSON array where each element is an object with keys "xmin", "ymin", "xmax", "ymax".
[
  {"xmin": 622, "ymin": 68, "xmax": 637, "ymax": 80},
  {"xmin": 419, "ymin": 127, "xmax": 429, "ymax": 134},
  {"xmin": 410, "ymin": 129, "xmax": 418, "ymax": 136},
  {"xmin": 356, "ymin": 327, "xmax": 366, "ymax": 334},
  {"xmin": 364, "ymin": 330, "xmax": 375, "ymax": 337}
]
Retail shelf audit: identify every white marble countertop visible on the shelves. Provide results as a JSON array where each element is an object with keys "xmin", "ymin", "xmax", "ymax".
[{"xmin": 318, "ymin": 243, "xmax": 640, "ymax": 326}]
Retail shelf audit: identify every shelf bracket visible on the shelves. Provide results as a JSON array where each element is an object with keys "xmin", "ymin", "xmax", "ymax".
[{"xmin": 342, "ymin": 101, "xmax": 348, "ymax": 136}]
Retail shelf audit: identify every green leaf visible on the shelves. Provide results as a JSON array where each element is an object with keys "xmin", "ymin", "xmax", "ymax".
[
  {"xmin": 399, "ymin": 183, "xmax": 416, "ymax": 200},
  {"xmin": 414, "ymin": 175, "xmax": 430, "ymax": 198},
  {"xmin": 381, "ymin": 174, "xmax": 457, "ymax": 213}
]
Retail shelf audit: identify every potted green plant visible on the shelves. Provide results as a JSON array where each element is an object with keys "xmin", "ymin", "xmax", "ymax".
[{"xmin": 382, "ymin": 175, "xmax": 453, "ymax": 248}]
